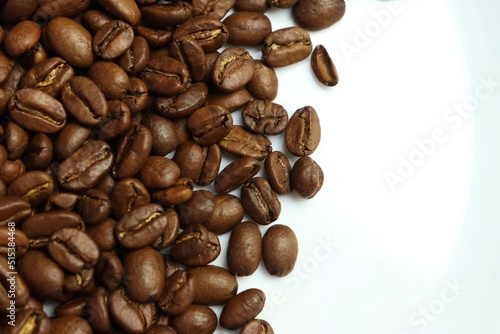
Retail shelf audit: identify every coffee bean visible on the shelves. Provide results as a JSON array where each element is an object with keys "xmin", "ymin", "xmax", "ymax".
[
  {"xmin": 0, "ymin": 226, "xmax": 28, "ymax": 257},
  {"xmin": 285, "ymin": 106, "xmax": 321, "ymax": 156},
  {"xmin": 86, "ymin": 218, "xmax": 117, "ymax": 251},
  {"xmin": 265, "ymin": 150, "xmax": 292, "ymax": 194},
  {"xmin": 8, "ymin": 170, "xmax": 54, "ymax": 206},
  {"xmin": 169, "ymin": 304, "xmax": 218, "ymax": 334},
  {"xmin": 87, "ymin": 287, "xmax": 112, "ymax": 333},
  {"xmin": 172, "ymin": 16, "xmax": 229, "ymax": 53},
  {"xmin": 224, "ymin": 11, "xmax": 272, "ymax": 46},
  {"xmin": 83, "ymin": 9, "xmax": 115, "ymax": 34},
  {"xmin": 50, "ymin": 315, "xmax": 92, "ymax": 334},
  {"xmin": 204, "ymin": 193, "xmax": 244, "ymax": 234},
  {"xmin": 176, "ymin": 190, "xmax": 215, "ymax": 228},
  {"xmin": 21, "ymin": 57, "xmax": 74, "ymax": 97},
  {"xmin": 311, "ymin": 44, "xmax": 339, "ymax": 86},
  {"xmin": 122, "ymin": 77, "xmax": 149, "ymax": 114},
  {"xmin": 88, "ymin": 60, "xmax": 130, "ymax": 100},
  {"xmin": 111, "ymin": 178, "xmax": 151, "ymax": 218},
  {"xmin": 152, "ymin": 177, "xmax": 194, "ymax": 206},
  {"xmin": 241, "ymin": 177, "xmax": 281, "ymax": 225},
  {"xmin": 242, "ymin": 99, "xmax": 288, "ymax": 135},
  {"xmin": 192, "ymin": 0, "xmax": 236, "ymax": 19},
  {"xmin": 156, "ymin": 82, "xmax": 208, "ymax": 119},
  {"xmin": 246, "ymin": 60, "xmax": 279, "ymax": 101},
  {"xmin": 2, "ymin": 0, "xmax": 38, "ymax": 25},
  {"xmin": 171, "ymin": 223, "xmax": 221, "ymax": 266},
  {"xmin": 141, "ymin": 55, "xmax": 189, "ymax": 97},
  {"xmin": 4, "ymin": 21, "xmax": 41, "ymax": 58},
  {"xmin": 96, "ymin": 251, "xmax": 123, "ymax": 291},
  {"xmin": 219, "ymin": 126, "xmax": 272, "ymax": 160},
  {"xmin": 54, "ymin": 121, "xmax": 91, "ymax": 160},
  {"xmin": 293, "ymin": 0, "xmax": 345, "ymax": 30},
  {"xmin": 234, "ymin": 0, "xmax": 269, "ymax": 12},
  {"xmin": 170, "ymin": 37, "xmax": 207, "ymax": 82},
  {"xmin": 152, "ymin": 208, "xmax": 180, "ymax": 250},
  {"xmin": 291, "ymin": 156, "xmax": 324, "ymax": 198},
  {"xmin": 118, "ymin": 36, "xmax": 150, "ymax": 75},
  {"xmin": 25, "ymin": 133, "xmax": 54, "ymax": 170},
  {"xmin": 93, "ymin": 20, "xmax": 134, "ymax": 60},
  {"xmin": 77, "ymin": 188, "xmax": 111, "ymax": 225},
  {"xmin": 220, "ymin": 288, "xmax": 266, "ymax": 329},
  {"xmin": 5, "ymin": 120, "xmax": 29, "ymax": 161},
  {"xmin": 20, "ymin": 42, "xmax": 48, "ymax": 70},
  {"xmin": 139, "ymin": 156, "xmax": 180, "ymax": 190},
  {"xmin": 141, "ymin": 112, "xmax": 178, "ymax": 156},
  {"xmin": 99, "ymin": 99, "xmax": 132, "ymax": 140},
  {"xmin": 113, "ymin": 125, "xmax": 153, "ymax": 179},
  {"xmin": 206, "ymin": 86, "xmax": 253, "ymax": 112},
  {"xmin": 135, "ymin": 25, "xmax": 172, "ymax": 49},
  {"xmin": 0, "ymin": 159, "xmax": 26, "ymax": 185},
  {"xmin": 214, "ymin": 156, "xmax": 261, "ymax": 194},
  {"xmin": 187, "ymin": 105, "xmax": 233, "ymax": 145},
  {"xmin": 55, "ymin": 296, "xmax": 88, "ymax": 318},
  {"xmin": 212, "ymin": 47, "xmax": 255, "ymax": 93},
  {"xmin": 97, "ymin": 0, "xmax": 142, "ymax": 26},
  {"xmin": 241, "ymin": 319, "xmax": 275, "ymax": 334},
  {"xmin": 34, "ymin": 0, "xmax": 91, "ymax": 22},
  {"xmin": 187, "ymin": 265, "xmax": 238, "ymax": 305},
  {"xmin": 227, "ymin": 221, "xmax": 262, "ymax": 276},
  {"xmin": 109, "ymin": 289, "xmax": 157, "ymax": 334},
  {"xmin": 262, "ymin": 224, "xmax": 298, "ymax": 276},
  {"xmin": 141, "ymin": 3, "xmax": 193, "ymax": 28},
  {"xmin": 262, "ymin": 27, "xmax": 312, "ymax": 67},
  {"xmin": 156, "ymin": 270, "xmax": 195, "ymax": 315}
]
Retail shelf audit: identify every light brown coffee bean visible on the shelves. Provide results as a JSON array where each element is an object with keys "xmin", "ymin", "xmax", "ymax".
[
  {"xmin": 187, "ymin": 265, "xmax": 238, "ymax": 305},
  {"xmin": 262, "ymin": 224, "xmax": 298, "ymax": 277},
  {"xmin": 227, "ymin": 221, "xmax": 262, "ymax": 276},
  {"xmin": 311, "ymin": 44, "xmax": 339, "ymax": 86},
  {"xmin": 220, "ymin": 288, "xmax": 266, "ymax": 330},
  {"xmin": 285, "ymin": 106, "xmax": 321, "ymax": 156}
]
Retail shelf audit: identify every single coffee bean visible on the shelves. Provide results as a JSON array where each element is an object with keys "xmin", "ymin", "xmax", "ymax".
[
  {"xmin": 44, "ymin": 192, "xmax": 81, "ymax": 211},
  {"xmin": 262, "ymin": 27, "xmax": 312, "ymax": 67},
  {"xmin": 218, "ymin": 126, "xmax": 272, "ymax": 160},
  {"xmin": 141, "ymin": 55, "xmax": 190, "ymax": 97},
  {"xmin": 139, "ymin": 156, "xmax": 180, "ymax": 190},
  {"xmin": 1, "ymin": 64, "xmax": 24, "ymax": 97},
  {"xmin": 54, "ymin": 121, "xmax": 90, "ymax": 161},
  {"xmin": 24, "ymin": 133, "xmax": 54, "ymax": 170},
  {"xmin": 152, "ymin": 177, "xmax": 194, "ymax": 206},
  {"xmin": 86, "ymin": 218, "xmax": 117, "ymax": 251},
  {"xmin": 111, "ymin": 177, "xmax": 150, "ymax": 218},
  {"xmin": 123, "ymin": 246, "xmax": 165, "ymax": 303},
  {"xmin": 152, "ymin": 207, "xmax": 180, "ymax": 250},
  {"xmin": 5, "ymin": 120, "xmax": 29, "ymax": 160},
  {"xmin": 98, "ymin": 0, "xmax": 142, "ymax": 26},
  {"xmin": 293, "ymin": 0, "xmax": 346, "ymax": 30},
  {"xmin": 227, "ymin": 221, "xmax": 262, "ymax": 276},
  {"xmin": 55, "ymin": 297, "xmax": 88, "ymax": 318},
  {"xmin": 57, "ymin": 140, "xmax": 114, "ymax": 192},
  {"xmin": 156, "ymin": 270, "xmax": 195, "ymax": 315},
  {"xmin": 242, "ymin": 99, "xmax": 288, "ymax": 135},
  {"xmin": 1, "ymin": 0, "xmax": 38, "ymax": 25},
  {"xmin": 44, "ymin": 16, "xmax": 95, "ymax": 68},
  {"xmin": 141, "ymin": 112, "xmax": 178, "ymax": 156},
  {"xmin": 88, "ymin": 60, "xmax": 130, "ymax": 100},
  {"xmin": 0, "ymin": 256, "xmax": 29, "ymax": 308},
  {"xmin": 99, "ymin": 99, "xmax": 132, "ymax": 140},
  {"xmin": 204, "ymin": 193, "xmax": 244, "ymax": 234},
  {"xmin": 311, "ymin": 44, "xmax": 339, "ymax": 86},
  {"xmin": 4, "ymin": 21, "xmax": 41, "ymax": 58},
  {"xmin": 171, "ymin": 223, "xmax": 221, "ymax": 266},
  {"xmin": 116, "ymin": 203, "xmax": 169, "ymax": 249},
  {"xmin": 0, "ymin": 196, "xmax": 34, "ymax": 227},
  {"xmin": 169, "ymin": 304, "xmax": 218, "ymax": 334},
  {"xmin": 220, "ymin": 288, "xmax": 266, "ymax": 329},
  {"xmin": 196, "ymin": 144, "xmax": 222, "ymax": 186},
  {"xmin": 170, "ymin": 37, "xmax": 207, "ymax": 82},
  {"xmin": 176, "ymin": 190, "xmax": 215, "ymax": 228},
  {"xmin": 77, "ymin": 188, "xmax": 111, "ymax": 225},
  {"xmin": 96, "ymin": 251, "xmax": 123, "ymax": 291},
  {"xmin": 246, "ymin": 60, "xmax": 278, "ymax": 101},
  {"xmin": 285, "ymin": 106, "xmax": 321, "ymax": 156},
  {"xmin": 206, "ymin": 87, "xmax": 252, "ymax": 112},
  {"xmin": 21, "ymin": 56, "xmax": 74, "ymax": 97},
  {"xmin": 291, "ymin": 156, "xmax": 324, "ymax": 198},
  {"xmin": 118, "ymin": 36, "xmax": 150, "ymax": 75},
  {"xmin": 3, "ymin": 309, "xmax": 51, "ymax": 334},
  {"xmin": 33, "ymin": 0, "xmax": 91, "ymax": 21},
  {"xmin": 50, "ymin": 315, "xmax": 93, "ymax": 334},
  {"xmin": 262, "ymin": 224, "xmax": 298, "ymax": 276},
  {"xmin": 187, "ymin": 265, "xmax": 238, "ymax": 305},
  {"xmin": 192, "ymin": 0, "xmax": 235, "ymax": 19},
  {"xmin": 135, "ymin": 25, "xmax": 172, "ymax": 49},
  {"xmin": 172, "ymin": 16, "xmax": 229, "ymax": 53},
  {"xmin": 109, "ymin": 289, "xmax": 157, "ymax": 334},
  {"xmin": 265, "ymin": 150, "xmax": 292, "ymax": 194},
  {"xmin": 223, "ymin": 12, "xmax": 272, "ymax": 46},
  {"xmin": 20, "ymin": 42, "xmax": 48, "ymax": 70},
  {"xmin": 0, "ymin": 226, "xmax": 29, "ymax": 257},
  {"xmin": 141, "ymin": 3, "xmax": 193, "ymax": 27},
  {"xmin": 0, "ymin": 159, "xmax": 26, "ymax": 185},
  {"xmin": 241, "ymin": 177, "xmax": 281, "ymax": 225},
  {"xmin": 9, "ymin": 88, "xmax": 66, "ymax": 133},
  {"xmin": 82, "ymin": 9, "xmax": 115, "ymax": 34},
  {"xmin": 61, "ymin": 76, "xmax": 108, "ymax": 126},
  {"xmin": 187, "ymin": 105, "xmax": 233, "ymax": 145},
  {"xmin": 8, "ymin": 170, "xmax": 54, "ymax": 206},
  {"xmin": 87, "ymin": 287, "xmax": 112, "ymax": 333},
  {"xmin": 241, "ymin": 319, "xmax": 275, "ymax": 334},
  {"xmin": 212, "ymin": 47, "xmax": 255, "ymax": 93},
  {"xmin": 121, "ymin": 78, "xmax": 149, "ymax": 114},
  {"xmin": 113, "ymin": 125, "xmax": 153, "ymax": 179},
  {"xmin": 173, "ymin": 140, "xmax": 205, "ymax": 180},
  {"xmin": 214, "ymin": 156, "xmax": 261, "ymax": 194},
  {"xmin": 93, "ymin": 20, "xmax": 134, "ymax": 60},
  {"xmin": 156, "ymin": 82, "xmax": 208, "ymax": 119}
]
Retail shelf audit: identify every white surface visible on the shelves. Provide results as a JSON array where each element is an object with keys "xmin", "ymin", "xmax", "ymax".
[{"xmin": 213, "ymin": 0, "xmax": 500, "ymax": 333}]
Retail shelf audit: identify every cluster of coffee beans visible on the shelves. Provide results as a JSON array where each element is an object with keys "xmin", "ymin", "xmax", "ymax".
[{"xmin": 0, "ymin": 0, "xmax": 345, "ymax": 333}]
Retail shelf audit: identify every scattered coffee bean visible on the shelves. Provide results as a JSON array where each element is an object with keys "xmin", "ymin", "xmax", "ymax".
[
  {"xmin": 262, "ymin": 224, "xmax": 299, "ymax": 276},
  {"xmin": 311, "ymin": 44, "xmax": 339, "ymax": 86}
]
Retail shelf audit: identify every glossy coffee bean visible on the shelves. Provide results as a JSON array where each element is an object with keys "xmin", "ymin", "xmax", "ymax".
[
  {"xmin": 170, "ymin": 37, "xmax": 207, "ymax": 82},
  {"xmin": 8, "ymin": 170, "xmax": 54, "ymax": 206},
  {"xmin": 5, "ymin": 120, "xmax": 29, "ymax": 161},
  {"xmin": 122, "ymin": 77, "xmax": 149, "ymax": 114},
  {"xmin": 77, "ymin": 188, "xmax": 111, "ymax": 225},
  {"xmin": 173, "ymin": 140, "xmax": 204, "ymax": 180},
  {"xmin": 33, "ymin": 0, "xmax": 91, "ymax": 21},
  {"xmin": 171, "ymin": 223, "xmax": 220, "ymax": 266},
  {"xmin": 264, "ymin": 150, "xmax": 292, "ymax": 195},
  {"xmin": 55, "ymin": 297, "xmax": 88, "ymax": 318},
  {"xmin": 118, "ymin": 36, "xmax": 150, "ymax": 75},
  {"xmin": 50, "ymin": 315, "xmax": 93, "ymax": 334},
  {"xmin": 141, "ymin": 55, "xmax": 189, "ymax": 97},
  {"xmin": 262, "ymin": 27, "xmax": 312, "ymax": 67},
  {"xmin": 152, "ymin": 177, "xmax": 194, "ymax": 206},
  {"xmin": 192, "ymin": 0, "xmax": 235, "ymax": 19},
  {"xmin": 96, "ymin": 251, "xmax": 123, "ymax": 291},
  {"xmin": 3, "ymin": 308, "xmax": 51, "ymax": 334},
  {"xmin": 188, "ymin": 105, "xmax": 233, "ymax": 146},
  {"xmin": 227, "ymin": 221, "xmax": 262, "ymax": 276},
  {"xmin": 204, "ymin": 193, "xmax": 244, "ymax": 234},
  {"xmin": 20, "ymin": 42, "xmax": 48, "ymax": 70},
  {"xmin": 219, "ymin": 126, "xmax": 272, "ymax": 160},
  {"xmin": 293, "ymin": 0, "xmax": 346, "ymax": 30},
  {"xmin": 177, "ymin": 190, "xmax": 215, "ymax": 228},
  {"xmin": 141, "ymin": 3, "xmax": 193, "ymax": 27},
  {"xmin": 241, "ymin": 319, "xmax": 275, "ymax": 334},
  {"xmin": 285, "ymin": 106, "xmax": 321, "ymax": 156},
  {"xmin": 139, "ymin": 156, "xmax": 180, "ymax": 190},
  {"xmin": 83, "ymin": 9, "xmax": 115, "ymax": 34},
  {"xmin": 141, "ymin": 112, "xmax": 178, "ymax": 156},
  {"xmin": 21, "ymin": 57, "xmax": 74, "ymax": 97},
  {"xmin": 152, "ymin": 207, "xmax": 180, "ymax": 250},
  {"xmin": 110, "ymin": 178, "xmax": 151, "ymax": 218},
  {"xmin": 109, "ymin": 289, "xmax": 157, "ymax": 334},
  {"xmin": 262, "ymin": 224, "xmax": 298, "ymax": 276},
  {"xmin": 212, "ymin": 47, "xmax": 255, "ymax": 93},
  {"xmin": 135, "ymin": 25, "xmax": 172, "ymax": 49},
  {"xmin": 98, "ymin": 0, "xmax": 142, "ymax": 26},
  {"xmin": 25, "ymin": 133, "xmax": 54, "ymax": 170},
  {"xmin": 214, "ymin": 156, "xmax": 261, "ymax": 194},
  {"xmin": 156, "ymin": 82, "xmax": 208, "ymax": 119},
  {"xmin": 157, "ymin": 269, "xmax": 195, "ymax": 315},
  {"xmin": 93, "ymin": 20, "xmax": 134, "ymax": 60},
  {"xmin": 242, "ymin": 99, "xmax": 288, "ymax": 135},
  {"xmin": 87, "ymin": 287, "xmax": 112, "ymax": 333},
  {"xmin": 4, "ymin": 21, "xmax": 41, "ymax": 58},
  {"xmin": 172, "ymin": 16, "xmax": 229, "ymax": 53},
  {"xmin": 98, "ymin": 99, "xmax": 132, "ymax": 140},
  {"xmin": 86, "ymin": 218, "xmax": 117, "ymax": 251},
  {"xmin": 311, "ymin": 44, "xmax": 339, "ymax": 86},
  {"xmin": 187, "ymin": 265, "xmax": 238, "ymax": 305},
  {"xmin": 54, "ymin": 121, "xmax": 91, "ymax": 160},
  {"xmin": 291, "ymin": 156, "xmax": 324, "ymax": 198},
  {"xmin": 241, "ymin": 177, "xmax": 281, "ymax": 225},
  {"xmin": 88, "ymin": 60, "xmax": 130, "ymax": 100},
  {"xmin": 220, "ymin": 288, "xmax": 266, "ymax": 329},
  {"xmin": 206, "ymin": 87, "xmax": 252, "ymax": 112},
  {"xmin": 246, "ymin": 60, "xmax": 278, "ymax": 101},
  {"xmin": 223, "ymin": 12, "xmax": 272, "ymax": 46},
  {"xmin": 169, "ymin": 304, "xmax": 218, "ymax": 334},
  {"xmin": 0, "ymin": 159, "xmax": 26, "ymax": 186},
  {"xmin": 113, "ymin": 125, "xmax": 153, "ymax": 179}
]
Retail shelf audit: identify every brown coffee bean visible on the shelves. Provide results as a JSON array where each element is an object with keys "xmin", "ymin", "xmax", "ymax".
[
  {"xmin": 156, "ymin": 82, "xmax": 208, "ymax": 119},
  {"xmin": 50, "ymin": 315, "xmax": 92, "ymax": 334},
  {"xmin": 192, "ymin": 0, "xmax": 235, "ymax": 19},
  {"xmin": 34, "ymin": 0, "xmax": 91, "ymax": 21},
  {"xmin": 311, "ymin": 44, "xmax": 339, "ymax": 86},
  {"xmin": 218, "ymin": 126, "xmax": 272, "ymax": 160},
  {"xmin": 0, "ymin": 88, "xmax": 10, "ymax": 117},
  {"xmin": 8, "ymin": 170, "xmax": 54, "ymax": 206},
  {"xmin": 109, "ymin": 289, "xmax": 157, "ymax": 334},
  {"xmin": 0, "ymin": 52, "xmax": 13, "ymax": 86},
  {"xmin": 135, "ymin": 25, "xmax": 172, "ymax": 49},
  {"xmin": 1, "ymin": 64, "xmax": 24, "ymax": 98},
  {"xmin": 172, "ymin": 16, "xmax": 229, "ymax": 53},
  {"xmin": 118, "ymin": 36, "xmax": 150, "ymax": 75},
  {"xmin": 141, "ymin": 112, "xmax": 178, "ymax": 156},
  {"xmin": 121, "ymin": 77, "xmax": 149, "ymax": 114},
  {"xmin": 77, "ymin": 188, "xmax": 111, "ymax": 225},
  {"xmin": 0, "ymin": 196, "xmax": 31, "ymax": 226},
  {"xmin": 203, "ymin": 193, "xmax": 244, "ymax": 234},
  {"xmin": 187, "ymin": 105, "xmax": 233, "ymax": 145},
  {"xmin": 93, "ymin": 20, "xmax": 134, "ymax": 60},
  {"xmin": 20, "ymin": 42, "xmax": 48, "ymax": 70},
  {"xmin": 214, "ymin": 156, "xmax": 261, "ymax": 194},
  {"xmin": 169, "ymin": 304, "xmax": 218, "ymax": 334},
  {"xmin": 44, "ymin": 17, "xmax": 95, "ymax": 68},
  {"xmin": 187, "ymin": 265, "xmax": 238, "ymax": 305},
  {"xmin": 9, "ymin": 88, "xmax": 67, "ymax": 133},
  {"xmin": 246, "ymin": 60, "xmax": 279, "ymax": 101},
  {"xmin": 241, "ymin": 319, "xmax": 275, "ymax": 334},
  {"xmin": 99, "ymin": 99, "xmax": 132, "ymax": 140},
  {"xmin": 196, "ymin": 144, "xmax": 222, "ymax": 186},
  {"xmin": 88, "ymin": 60, "xmax": 130, "ymax": 100},
  {"xmin": 146, "ymin": 325, "xmax": 177, "ymax": 334},
  {"xmin": 141, "ymin": 55, "xmax": 189, "ymax": 97},
  {"xmin": 170, "ymin": 37, "xmax": 207, "ymax": 82},
  {"xmin": 44, "ymin": 192, "xmax": 81, "ymax": 211},
  {"xmin": 55, "ymin": 297, "xmax": 88, "ymax": 318},
  {"xmin": 291, "ymin": 156, "xmax": 324, "ymax": 198},
  {"xmin": 141, "ymin": 3, "xmax": 193, "ymax": 27},
  {"xmin": 5, "ymin": 120, "xmax": 29, "ymax": 161},
  {"xmin": 3, "ymin": 309, "xmax": 51, "ymax": 334},
  {"xmin": 96, "ymin": 251, "xmax": 123, "ymax": 291},
  {"xmin": 21, "ymin": 57, "xmax": 74, "ymax": 97},
  {"xmin": 61, "ymin": 76, "xmax": 108, "ymax": 126},
  {"xmin": 293, "ymin": 0, "xmax": 345, "ymax": 30},
  {"xmin": 176, "ymin": 190, "xmax": 215, "ymax": 228},
  {"xmin": 87, "ymin": 287, "xmax": 112, "ymax": 333},
  {"xmin": 123, "ymin": 246, "xmax": 165, "ymax": 303},
  {"xmin": 242, "ymin": 99, "xmax": 288, "ymax": 135},
  {"xmin": 113, "ymin": 125, "xmax": 153, "ymax": 179},
  {"xmin": 111, "ymin": 178, "xmax": 151, "ymax": 218},
  {"xmin": 241, "ymin": 177, "xmax": 281, "ymax": 225},
  {"xmin": 268, "ymin": 0, "xmax": 299, "ymax": 8},
  {"xmin": 152, "ymin": 207, "xmax": 180, "ymax": 250},
  {"xmin": 4, "ymin": 21, "xmax": 41, "ymax": 58},
  {"xmin": 227, "ymin": 221, "xmax": 262, "ymax": 276},
  {"xmin": 265, "ymin": 150, "xmax": 292, "ymax": 194},
  {"xmin": 206, "ymin": 87, "xmax": 252, "ymax": 112},
  {"xmin": 220, "ymin": 288, "xmax": 266, "ymax": 329},
  {"xmin": 173, "ymin": 140, "xmax": 204, "ymax": 180},
  {"xmin": 86, "ymin": 218, "xmax": 117, "ymax": 251},
  {"xmin": 2, "ymin": 0, "xmax": 38, "ymax": 25},
  {"xmin": 82, "ymin": 9, "xmax": 115, "ymax": 34},
  {"xmin": 212, "ymin": 47, "xmax": 255, "ymax": 93},
  {"xmin": 224, "ymin": 12, "xmax": 272, "ymax": 46},
  {"xmin": 63, "ymin": 265, "xmax": 95, "ymax": 293},
  {"xmin": 171, "ymin": 223, "xmax": 220, "ymax": 266},
  {"xmin": 54, "ymin": 121, "xmax": 91, "ymax": 161},
  {"xmin": 234, "ymin": 0, "xmax": 269, "ymax": 12},
  {"xmin": 25, "ymin": 133, "xmax": 54, "ymax": 170},
  {"xmin": 156, "ymin": 270, "xmax": 195, "ymax": 315},
  {"xmin": 0, "ymin": 160, "xmax": 26, "ymax": 186},
  {"xmin": 262, "ymin": 27, "xmax": 312, "ymax": 67},
  {"xmin": 0, "ymin": 226, "xmax": 29, "ymax": 257},
  {"xmin": 285, "ymin": 106, "xmax": 321, "ymax": 156},
  {"xmin": 57, "ymin": 140, "xmax": 114, "ymax": 192},
  {"xmin": 98, "ymin": 0, "xmax": 142, "ymax": 26},
  {"xmin": 262, "ymin": 224, "xmax": 298, "ymax": 276},
  {"xmin": 139, "ymin": 156, "xmax": 180, "ymax": 190}
]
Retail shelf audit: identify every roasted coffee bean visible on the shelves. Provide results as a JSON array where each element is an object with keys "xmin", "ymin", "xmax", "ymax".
[
  {"xmin": 96, "ymin": 251, "xmax": 123, "ymax": 291},
  {"xmin": 202, "ymin": 51, "xmax": 220, "ymax": 82},
  {"xmin": 116, "ymin": 203, "xmax": 169, "ymax": 248},
  {"xmin": 0, "ymin": 52, "xmax": 13, "ymax": 88},
  {"xmin": 196, "ymin": 143, "xmax": 222, "ymax": 186},
  {"xmin": 61, "ymin": 76, "xmax": 108, "ymax": 126},
  {"xmin": 220, "ymin": 288, "xmax": 266, "ymax": 329},
  {"xmin": 20, "ymin": 42, "xmax": 48, "ymax": 70},
  {"xmin": 234, "ymin": 0, "xmax": 269, "ymax": 12},
  {"xmin": 110, "ymin": 177, "xmax": 150, "ymax": 218},
  {"xmin": 122, "ymin": 77, "xmax": 149, "ymax": 114},
  {"xmin": 88, "ymin": 60, "xmax": 130, "ymax": 100},
  {"xmin": 109, "ymin": 289, "xmax": 157, "ymax": 334},
  {"xmin": 172, "ymin": 16, "xmax": 229, "ymax": 53},
  {"xmin": 187, "ymin": 265, "xmax": 238, "ymax": 305},
  {"xmin": 0, "ymin": 256, "xmax": 30, "ymax": 308},
  {"xmin": 218, "ymin": 126, "xmax": 272, "ymax": 160},
  {"xmin": 1, "ymin": 0, "xmax": 38, "ymax": 25},
  {"xmin": 242, "ymin": 99, "xmax": 288, "ymax": 135},
  {"xmin": 224, "ymin": 12, "xmax": 272, "ymax": 46},
  {"xmin": 267, "ymin": 0, "xmax": 299, "ymax": 8},
  {"xmin": 241, "ymin": 177, "xmax": 281, "ymax": 225},
  {"xmin": 204, "ymin": 193, "xmax": 244, "ymax": 234},
  {"xmin": 77, "ymin": 188, "xmax": 111, "ymax": 225},
  {"xmin": 5, "ymin": 120, "xmax": 29, "ymax": 161},
  {"xmin": 63, "ymin": 265, "xmax": 95, "ymax": 293},
  {"xmin": 135, "ymin": 25, "xmax": 172, "ymax": 49},
  {"xmin": 50, "ymin": 315, "xmax": 93, "ymax": 334},
  {"xmin": 0, "ymin": 226, "xmax": 29, "ymax": 257},
  {"xmin": 169, "ymin": 304, "xmax": 218, "ymax": 334},
  {"xmin": 192, "ymin": 0, "xmax": 235, "ymax": 19},
  {"xmin": 291, "ymin": 156, "xmax": 324, "ymax": 198},
  {"xmin": 44, "ymin": 192, "xmax": 81, "ymax": 211},
  {"xmin": 152, "ymin": 177, "xmax": 194, "ymax": 207},
  {"xmin": 83, "ymin": 9, "xmax": 114, "ymax": 34},
  {"xmin": 0, "ymin": 89, "xmax": 10, "ymax": 117},
  {"xmin": 99, "ymin": 99, "xmax": 132, "ymax": 140},
  {"xmin": 293, "ymin": 0, "xmax": 346, "ymax": 30},
  {"xmin": 98, "ymin": 0, "xmax": 142, "ymax": 26},
  {"xmin": 241, "ymin": 319, "xmax": 275, "ymax": 334},
  {"xmin": 212, "ymin": 47, "xmax": 255, "ymax": 93},
  {"xmin": 113, "ymin": 125, "xmax": 153, "ymax": 179},
  {"xmin": 17, "ymin": 249, "xmax": 65, "ymax": 301},
  {"xmin": 206, "ymin": 87, "xmax": 252, "ymax": 112},
  {"xmin": 177, "ymin": 190, "xmax": 215, "ymax": 228},
  {"xmin": 34, "ymin": 0, "xmax": 91, "ymax": 21},
  {"xmin": 139, "ymin": 156, "xmax": 180, "ymax": 190},
  {"xmin": 152, "ymin": 207, "xmax": 180, "ymax": 250},
  {"xmin": 187, "ymin": 105, "xmax": 233, "ymax": 145},
  {"xmin": 246, "ymin": 61, "xmax": 278, "ymax": 101},
  {"xmin": 86, "ymin": 218, "xmax": 117, "ymax": 251},
  {"xmin": 8, "ymin": 170, "xmax": 54, "ymax": 206},
  {"xmin": 0, "ymin": 196, "xmax": 31, "ymax": 226},
  {"xmin": 9, "ymin": 88, "xmax": 66, "ymax": 133},
  {"xmin": 25, "ymin": 133, "xmax": 54, "ymax": 170},
  {"xmin": 3, "ymin": 308, "xmax": 51, "ymax": 334},
  {"xmin": 4, "ymin": 21, "xmax": 41, "ymax": 58},
  {"xmin": 285, "ymin": 106, "xmax": 321, "ymax": 156},
  {"xmin": 157, "ymin": 270, "xmax": 195, "ymax": 315},
  {"xmin": 118, "ymin": 36, "xmax": 150, "ymax": 75},
  {"xmin": 174, "ymin": 118, "xmax": 190, "ymax": 145},
  {"xmin": 262, "ymin": 224, "xmax": 298, "ymax": 276},
  {"xmin": 265, "ymin": 150, "xmax": 292, "ymax": 194},
  {"xmin": 1, "ymin": 64, "xmax": 24, "ymax": 97},
  {"xmin": 170, "ymin": 37, "xmax": 207, "ymax": 82},
  {"xmin": 87, "ymin": 287, "xmax": 112, "ymax": 333},
  {"xmin": 55, "ymin": 296, "xmax": 88, "ymax": 318},
  {"xmin": 44, "ymin": 17, "xmax": 95, "ymax": 68},
  {"xmin": 21, "ymin": 57, "xmax": 74, "ymax": 97},
  {"xmin": 0, "ymin": 159, "xmax": 26, "ymax": 185},
  {"xmin": 156, "ymin": 82, "xmax": 208, "ymax": 119},
  {"xmin": 141, "ymin": 55, "xmax": 189, "ymax": 97},
  {"xmin": 57, "ymin": 140, "xmax": 114, "ymax": 192},
  {"xmin": 171, "ymin": 223, "xmax": 220, "ymax": 266},
  {"xmin": 141, "ymin": 112, "xmax": 178, "ymax": 156},
  {"xmin": 93, "ymin": 20, "xmax": 134, "ymax": 60},
  {"xmin": 227, "ymin": 221, "xmax": 262, "ymax": 276},
  {"xmin": 123, "ymin": 246, "xmax": 165, "ymax": 303},
  {"xmin": 141, "ymin": 3, "xmax": 193, "ymax": 27},
  {"xmin": 173, "ymin": 140, "xmax": 204, "ymax": 180},
  {"xmin": 311, "ymin": 44, "xmax": 339, "ymax": 86},
  {"xmin": 54, "ymin": 121, "xmax": 90, "ymax": 161},
  {"xmin": 214, "ymin": 156, "xmax": 261, "ymax": 194},
  {"xmin": 262, "ymin": 27, "xmax": 312, "ymax": 67}
]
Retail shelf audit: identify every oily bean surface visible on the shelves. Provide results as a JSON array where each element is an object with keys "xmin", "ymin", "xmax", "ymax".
[
  {"xmin": 311, "ymin": 44, "xmax": 339, "ymax": 86},
  {"xmin": 227, "ymin": 221, "xmax": 262, "ymax": 276},
  {"xmin": 285, "ymin": 106, "xmax": 321, "ymax": 156},
  {"xmin": 262, "ymin": 224, "xmax": 299, "ymax": 276},
  {"xmin": 293, "ymin": 0, "xmax": 346, "ymax": 30},
  {"xmin": 262, "ymin": 27, "xmax": 312, "ymax": 67}
]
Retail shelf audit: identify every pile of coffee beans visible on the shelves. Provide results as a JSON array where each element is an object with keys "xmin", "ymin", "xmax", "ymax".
[{"xmin": 0, "ymin": 0, "xmax": 345, "ymax": 332}]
